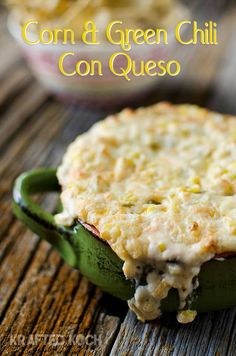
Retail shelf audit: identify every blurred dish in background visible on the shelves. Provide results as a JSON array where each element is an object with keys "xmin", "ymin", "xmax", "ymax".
[
  {"xmin": 6, "ymin": 0, "xmax": 188, "ymax": 107},
  {"xmin": 6, "ymin": 0, "xmax": 185, "ymax": 34}
]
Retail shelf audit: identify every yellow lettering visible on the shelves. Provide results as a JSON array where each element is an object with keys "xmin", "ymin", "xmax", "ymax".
[
  {"xmin": 166, "ymin": 60, "xmax": 181, "ymax": 76},
  {"xmin": 82, "ymin": 21, "xmax": 100, "ymax": 45},
  {"xmin": 90, "ymin": 60, "xmax": 103, "ymax": 76},
  {"xmin": 75, "ymin": 60, "xmax": 103, "ymax": 76},
  {"xmin": 193, "ymin": 21, "xmax": 205, "ymax": 44},
  {"xmin": 175, "ymin": 20, "xmax": 193, "ymax": 45},
  {"xmin": 143, "ymin": 29, "xmax": 156, "ymax": 44},
  {"xmin": 40, "ymin": 28, "xmax": 53, "ymax": 45},
  {"xmin": 59, "ymin": 52, "xmax": 76, "ymax": 76},
  {"xmin": 106, "ymin": 21, "xmax": 129, "ymax": 50},
  {"xmin": 109, "ymin": 52, "xmax": 132, "ymax": 81},
  {"xmin": 145, "ymin": 60, "xmax": 157, "ymax": 76},
  {"xmin": 62, "ymin": 28, "xmax": 75, "ymax": 45},
  {"xmin": 157, "ymin": 60, "xmax": 167, "ymax": 76},
  {"xmin": 133, "ymin": 29, "xmax": 145, "ymax": 45},
  {"xmin": 22, "ymin": 20, "xmax": 39, "ymax": 45}
]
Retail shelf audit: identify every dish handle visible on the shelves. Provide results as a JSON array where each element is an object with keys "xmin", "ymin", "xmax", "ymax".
[{"xmin": 12, "ymin": 168, "xmax": 77, "ymax": 267}]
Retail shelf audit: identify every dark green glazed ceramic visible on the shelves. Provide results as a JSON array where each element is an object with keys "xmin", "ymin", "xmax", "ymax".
[{"xmin": 12, "ymin": 169, "xmax": 236, "ymax": 312}]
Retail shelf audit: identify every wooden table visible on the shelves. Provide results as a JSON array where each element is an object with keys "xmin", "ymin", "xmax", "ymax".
[{"xmin": 1, "ymin": 2, "xmax": 236, "ymax": 355}]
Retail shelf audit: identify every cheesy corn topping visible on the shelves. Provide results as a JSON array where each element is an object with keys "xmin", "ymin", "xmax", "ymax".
[{"xmin": 56, "ymin": 102, "xmax": 236, "ymax": 322}]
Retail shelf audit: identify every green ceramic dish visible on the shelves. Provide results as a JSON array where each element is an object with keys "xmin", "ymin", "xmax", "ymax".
[{"xmin": 12, "ymin": 168, "xmax": 236, "ymax": 312}]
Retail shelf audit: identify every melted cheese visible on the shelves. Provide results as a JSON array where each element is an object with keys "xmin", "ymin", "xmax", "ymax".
[{"xmin": 56, "ymin": 102, "xmax": 236, "ymax": 322}]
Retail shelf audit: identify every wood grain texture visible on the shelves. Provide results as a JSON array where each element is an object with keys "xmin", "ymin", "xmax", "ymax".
[{"xmin": 1, "ymin": 2, "xmax": 236, "ymax": 355}]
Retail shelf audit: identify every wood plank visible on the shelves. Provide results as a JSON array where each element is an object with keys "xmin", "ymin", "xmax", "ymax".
[
  {"xmin": 110, "ymin": 309, "xmax": 236, "ymax": 356},
  {"xmin": 0, "ymin": 64, "xmax": 32, "ymax": 109},
  {"xmin": 0, "ymin": 83, "xmax": 48, "ymax": 150}
]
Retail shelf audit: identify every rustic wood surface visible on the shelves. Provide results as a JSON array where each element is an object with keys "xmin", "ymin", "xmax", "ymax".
[{"xmin": 1, "ymin": 2, "xmax": 236, "ymax": 355}]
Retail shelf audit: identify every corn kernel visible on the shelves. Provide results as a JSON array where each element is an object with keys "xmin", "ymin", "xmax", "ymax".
[
  {"xmin": 189, "ymin": 176, "xmax": 200, "ymax": 185},
  {"xmin": 227, "ymin": 219, "xmax": 236, "ymax": 234},
  {"xmin": 114, "ymin": 157, "xmax": 135, "ymax": 181},
  {"xmin": 171, "ymin": 200, "xmax": 180, "ymax": 213},
  {"xmin": 229, "ymin": 172, "xmax": 236, "ymax": 180},
  {"xmin": 152, "ymin": 280, "xmax": 169, "ymax": 299},
  {"xmin": 131, "ymin": 152, "xmax": 141, "ymax": 159},
  {"xmin": 231, "ymin": 226, "xmax": 236, "ymax": 235},
  {"xmin": 121, "ymin": 193, "xmax": 137, "ymax": 206},
  {"xmin": 158, "ymin": 243, "xmax": 166, "ymax": 252},
  {"xmin": 188, "ymin": 184, "xmax": 201, "ymax": 193},
  {"xmin": 101, "ymin": 231, "xmax": 110, "ymax": 240},
  {"xmin": 113, "ymin": 228, "xmax": 121, "ymax": 238},
  {"xmin": 145, "ymin": 206, "xmax": 157, "ymax": 213},
  {"xmin": 177, "ymin": 310, "xmax": 197, "ymax": 324}
]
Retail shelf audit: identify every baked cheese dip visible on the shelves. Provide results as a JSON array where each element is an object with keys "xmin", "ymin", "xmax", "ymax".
[{"xmin": 56, "ymin": 102, "xmax": 236, "ymax": 323}]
